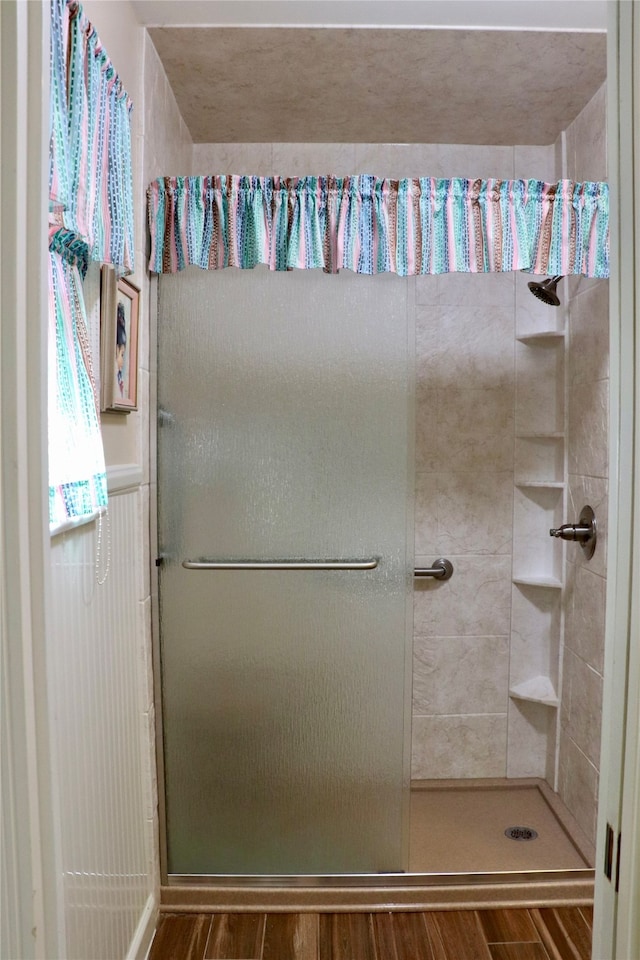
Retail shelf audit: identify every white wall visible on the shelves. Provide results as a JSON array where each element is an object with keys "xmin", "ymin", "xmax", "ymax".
[
  {"xmin": 50, "ymin": 489, "xmax": 152, "ymax": 960},
  {"xmin": 45, "ymin": 3, "xmax": 192, "ymax": 957}
]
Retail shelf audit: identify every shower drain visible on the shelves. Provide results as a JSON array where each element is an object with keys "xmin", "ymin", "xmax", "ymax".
[{"xmin": 505, "ymin": 826, "xmax": 538, "ymax": 841}]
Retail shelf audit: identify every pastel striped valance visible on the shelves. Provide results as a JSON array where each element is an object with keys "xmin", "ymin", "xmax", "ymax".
[{"xmin": 148, "ymin": 175, "xmax": 609, "ymax": 279}]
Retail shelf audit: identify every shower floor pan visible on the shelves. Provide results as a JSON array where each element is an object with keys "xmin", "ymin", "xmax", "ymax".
[{"xmin": 162, "ymin": 779, "xmax": 594, "ymax": 913}]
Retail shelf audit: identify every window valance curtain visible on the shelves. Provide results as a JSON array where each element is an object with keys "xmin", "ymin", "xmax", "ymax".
[
  {"xmin": 148, "ymin": 175, "xmax": 609, "ymax": 280},
  {"xmin": 49, "ymin": 0, "xmax": 135, "ymax": 535}
]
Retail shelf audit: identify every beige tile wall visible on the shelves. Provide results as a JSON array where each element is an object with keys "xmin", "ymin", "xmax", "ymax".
[
  {"xmin": 191, "ymin": 141, "xmax": 530, "ymax": 780},
  {"xmin": 559, "ymin": 84, "xmax": 608, "ymax": 845},
  {"xmin": 188, "ymin": 135, "xmax": 606, "ymax": 788},
  {"xmin": 412, "ymin": 266, "xmax": 516, "ymax": 779}
]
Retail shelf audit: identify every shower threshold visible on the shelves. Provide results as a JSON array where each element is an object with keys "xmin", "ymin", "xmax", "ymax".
[
  {"xmin": 161, "ymin": 869, "xmax": 594, "ymax": 913},
  {"xmin": 161, "ymin": 779, "xmax": 594, "ymax": 912}
]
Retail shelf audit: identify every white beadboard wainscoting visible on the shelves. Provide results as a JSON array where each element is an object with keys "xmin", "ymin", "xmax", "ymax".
[{"xmin": 49, "ymin": 481, "xmax": 157, "ymax": 960}]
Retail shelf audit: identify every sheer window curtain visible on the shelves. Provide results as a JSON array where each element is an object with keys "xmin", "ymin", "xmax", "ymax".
[{"xmin": 48, "ymin": 0, "xmax": 134, "ymax": 534}]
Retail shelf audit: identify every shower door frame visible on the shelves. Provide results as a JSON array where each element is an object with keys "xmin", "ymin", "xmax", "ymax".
[
  {"xmin": 148, "ymin": 266, "xmax": 595, "ymax": 905},
  {"xmin": 150, "ymin": 269, "xmax": 416, "ymax": 883}
]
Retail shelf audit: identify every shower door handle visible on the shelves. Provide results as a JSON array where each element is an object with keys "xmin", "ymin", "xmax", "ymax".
[{"xmin": 181, "ymin": 558, "xmax": 379, "ymax": 571}]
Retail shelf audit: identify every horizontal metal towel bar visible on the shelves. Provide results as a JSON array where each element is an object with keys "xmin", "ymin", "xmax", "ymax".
[
  {"xmin": 181, "ymin": 558, "xmax": 454, "ymax": 578},
  {"xmin": 182, "ymin": 558, "xmax": 379, "ymax": 571},
  {"xmin": 414, "ymin": 558, "xmax": 454, "ymax": 580}
]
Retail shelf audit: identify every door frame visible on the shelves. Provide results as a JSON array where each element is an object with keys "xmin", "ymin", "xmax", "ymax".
[
  {"xmin": 3, "ymin": 0, "xmax": 639, "ymax": 953},
  {"xmin": 0, "ymin": 1, "xmax": 61, "ymax": 957},
  {"xmin": 593, "ymin": 1, "xmax": 640, "ymax": 957},
  {"xmin": 148, "ymin": 6, "xmax": 640, "ymax": 946}
]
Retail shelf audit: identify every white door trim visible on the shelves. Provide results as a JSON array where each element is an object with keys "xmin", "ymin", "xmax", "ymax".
[
  {"xmin": 611, "ymin": 1, "xmax": 640, "ymax": 954},
  {"xmin": 593, "ymin": 2, "xmax": 640, "ymax": 957},
  {"xmin": 0, "ymin": 2, "xmax": 60, "ymax": 957}
]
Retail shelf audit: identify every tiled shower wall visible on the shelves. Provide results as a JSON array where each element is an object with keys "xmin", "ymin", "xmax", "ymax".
[
  {"xmin": 412, "ymin": 268, "xmax": 516, "ymax": 779},
  {"xmin": 560, "ymin": 84, "xmax": 609, "ymax": 846},
  {"xmin": 190, "ymin": 140, "xmax": 557, "ymax": 781}
]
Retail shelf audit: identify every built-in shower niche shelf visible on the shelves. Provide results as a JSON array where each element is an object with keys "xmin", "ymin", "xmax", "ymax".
[
  {"xmin": 516, "ymin": 481, "xmax": 565, "ymax": 490},
  {"xmin": 512, "ymin": 485, "xmax": 564, "ymax": 586},
  {"xmin": 509, "ymin": 675, "xmax": 559, "ymax": 708},
  {"xmin": 512, "ymin": 576, "xmax": 563, "ymax": 589},
  {"xmin": 516, "ymin": 331, "xmax": 565, "ymax": 343}
]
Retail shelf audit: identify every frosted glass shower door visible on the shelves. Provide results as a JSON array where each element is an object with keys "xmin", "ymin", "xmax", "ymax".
[{"xmin": 157, "ymin": 267, "xmax": 414, "ymax": 876}]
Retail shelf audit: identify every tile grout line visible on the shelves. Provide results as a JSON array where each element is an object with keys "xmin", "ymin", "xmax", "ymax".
[
  {"xmin": 201, "ymin": 914, "xmax": 214, "ymax": 960},
  {"xmin": 258, "ymin": 912, "xmax": 267, "ymax": 960}
]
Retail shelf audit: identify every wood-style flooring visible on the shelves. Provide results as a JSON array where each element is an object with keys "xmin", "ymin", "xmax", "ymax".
[{"xmin": 148, "ymin": 906, "xmax": 593, "ymax": 960}]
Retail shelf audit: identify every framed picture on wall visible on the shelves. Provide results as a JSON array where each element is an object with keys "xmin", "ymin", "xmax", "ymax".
[{"xmin": 100, "ymin": 265, "xmax": 140, "ymax": 413}]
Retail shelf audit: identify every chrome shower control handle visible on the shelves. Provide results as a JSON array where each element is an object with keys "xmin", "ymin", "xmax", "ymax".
[
  {"xmin": 549, "ymin": 505, "xmax": 597, "ymax": 561},
  {"xmin": 549, "ymin": 523, "xmax": 593, "ymax": 541}
]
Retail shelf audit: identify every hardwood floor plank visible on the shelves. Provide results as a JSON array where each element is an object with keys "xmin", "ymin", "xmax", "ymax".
[
  {"xmin": 205, "ymin": 913, "xmax": 266, "ymax": 959},
  {"xmin": 551, "ymin": 908, "xmax": 592, "ymax": 960},
  {"xmin": 425, "ymin": 911, "xmax": 493, "ymax": 960},
  {"xmin": 478, "ymin": 909, "xmax": 540, "ymax": 944},
  {"xmin": 530, "ymin": 907, "xmax": 590, "ymax": 960},
  {"xmin": 148, "ymin": 906, "xmax": 594, "ymax": 960},
  {"xmin": 149, "ymin": 914, "xmax": 211, "ymax": 960},
  {"xmin": 262, "ymin": 913, "xmax": 319, "ymax": 960},
  {"xmin": 391, "ymin": 913, "xmax": 434, "ymax": 960},
  {"xmin": 370, "ymin": 913, "xmax": 400, "ymax": 960},
  {"xmin": 529, "ymin": 908, "xmax": 570, "ymax": 960},
  {"xmin": 578, "ymin": 905, "xmax": 593, "ymax": 930},
  {"xmin": 319, "ymin": 913, "xmax": 377, "ymax": 960},
  {"xmin": 489, "ymin": 944, "xmax": 552, "ymax": 960}
]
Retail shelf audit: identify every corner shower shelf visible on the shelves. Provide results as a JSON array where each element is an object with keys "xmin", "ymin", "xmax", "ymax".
[
  {"xmin": 516, "ymin": 481, "xmax": 565, "ymax": 490},
  {"xmin": 512, "ymin": 576, "xmax": 563, "ymax": 589},
  {"xmin": 508, "ymin": 304, "xmax": 566, "ymax": 776},
  {"xmin": 516, "ymin": 331, "xmax": 565, "ymax": 343},
  {"xmin": 509, "ymin": 675, "xmax": 559, "ymax": 708}
]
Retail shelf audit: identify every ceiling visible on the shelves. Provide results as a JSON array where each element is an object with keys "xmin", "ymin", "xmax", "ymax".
[
  {"xmin": 135, "ymin": 2, "xmax": 607, "ymax": 146},
  {"xmin": 132, "ymin": 2, "xmax": 607, "ymax": 30}
]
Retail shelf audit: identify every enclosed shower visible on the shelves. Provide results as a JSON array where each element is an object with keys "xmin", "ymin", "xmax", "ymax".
[
  {"xmin": 155, "ymin": 262, "xmax": 598, "ymax": 889},
  {"xmin": 150, "ymin": 85, "xmax": 609, "ymax": 901},
  {"xmin": 152, "ymin": 211, "xmax": 608, "ymax": 908}
]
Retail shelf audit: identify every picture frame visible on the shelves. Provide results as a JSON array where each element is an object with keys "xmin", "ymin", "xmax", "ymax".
[{"xmin": 100, "ymin": 265, "xmax": 139, "ymax": 413}]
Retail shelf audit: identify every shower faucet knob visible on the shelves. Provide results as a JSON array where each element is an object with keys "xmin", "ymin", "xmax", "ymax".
[
  {"xmin": 549, "ymin": 505, "xmax": 597, "ymax": 561},
  {"xmin": 549, "ymin": 523, "xmax": 592, "ymax": 542}
]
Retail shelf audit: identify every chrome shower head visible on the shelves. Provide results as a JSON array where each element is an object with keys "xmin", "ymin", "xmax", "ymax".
[{"xmin": 527, "ymin": 275, "xmax": 563, "ymax": 306}]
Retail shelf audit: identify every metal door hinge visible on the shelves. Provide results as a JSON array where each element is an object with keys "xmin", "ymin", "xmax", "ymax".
[
  {"xmin": 604, "ymin": 822, "xmax": 622, "ymax": 892},
  {"xmin": 604, "ymin": 822, "xmax": 614, "ymax": 881}
]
